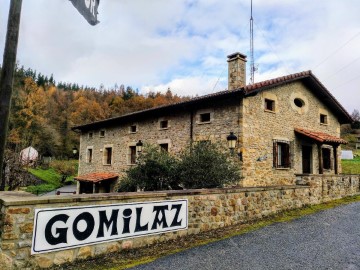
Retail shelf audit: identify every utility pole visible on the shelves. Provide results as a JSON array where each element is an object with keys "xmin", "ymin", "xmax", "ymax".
[{"xmin": 0, "ymin": 0, "xmax": 23, "ymax": 190}]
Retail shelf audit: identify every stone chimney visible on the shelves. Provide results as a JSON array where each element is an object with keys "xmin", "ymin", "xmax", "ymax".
[{"xmin": 227, "ymin": 52, "xmax": 247, "ymax": 90}]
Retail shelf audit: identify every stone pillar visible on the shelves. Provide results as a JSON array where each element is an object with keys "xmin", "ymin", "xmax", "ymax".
[
  {"xmin": 333, "ymin": 145, "xmax": 338, "ymax": 174},
  {"xmin": 318, "ymin": 144, "xmax": 323, "ymax": 174},
  {"xmin": 227, "ymin": 52, "xmax": 247, "ymax": 90}
]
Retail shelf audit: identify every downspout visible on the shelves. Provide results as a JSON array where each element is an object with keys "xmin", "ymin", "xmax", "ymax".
[{"xmin": 190, "ymin": 110, "xmax": 194, "ymax": 146}]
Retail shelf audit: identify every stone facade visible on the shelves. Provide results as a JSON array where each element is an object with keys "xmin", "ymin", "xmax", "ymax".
[
  {"xmin": 0, "ymin": 175, "xmax": 359, "ymax": 269},
  {"xmin": 240, "ymin": 81, "xmax": 342, "ymax": 186},
  {"xmin": 74, "ymin": 55, "xmax": 352, "ymax": 191}
]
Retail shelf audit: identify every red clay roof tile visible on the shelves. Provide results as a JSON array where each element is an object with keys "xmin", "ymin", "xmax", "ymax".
[
  {"xmin": 294, "ymin": 128, "xmax": 347, "ymax": 145},
  {"xmin": 75, "ymin": 172, "xmax": 119, "ymax": 183}
]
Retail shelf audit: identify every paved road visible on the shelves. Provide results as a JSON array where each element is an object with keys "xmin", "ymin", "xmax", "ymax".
[
  {"xmin": 42, "ymin": 184, "xmax": 77, "ymax": 196},
  {"xmin": 131, "ymin": 202, "xmax": 360, "ymax": 270}
]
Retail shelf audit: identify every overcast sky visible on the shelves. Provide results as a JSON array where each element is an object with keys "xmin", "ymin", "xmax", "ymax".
[{"xmin": 1, "ymin": 0, "xmax": 359, "ymax": 113}]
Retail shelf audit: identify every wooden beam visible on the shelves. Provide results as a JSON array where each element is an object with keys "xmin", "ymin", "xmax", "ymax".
[
  {"xmin": 318, "ymin": 144, "xmax": 323, "ymax": 174},
  {"xmin": 333, "ymin": 145, "xmax": 338, "ymax": 174},
  {"xmin": 0, "ymin": 0, "xmax": 23, "ymax": 190}
]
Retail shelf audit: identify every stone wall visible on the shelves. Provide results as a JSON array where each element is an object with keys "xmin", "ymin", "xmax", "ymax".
[
  {"xmin": 0, "ymin": 175, "xmax": 359, "ymax": 269},
  {"xmin": 240, "ymin": 81, "xmax": 342, "ymax": 187},
  {"xmin": 78, "ymin": 98, "xmax": 240, "ymax": 179}
]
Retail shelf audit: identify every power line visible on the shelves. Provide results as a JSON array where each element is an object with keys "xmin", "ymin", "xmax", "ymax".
[
  {"xmin": 333, "ymin": 73, "xmax": 360, "ymax": 89},
  {"xmin": 322, "ymin": 55, "xmax": 360, "ymax": 80},
  {"xmin": 313, "ymin": 31, "xmax": 360, "ymax": 71}
]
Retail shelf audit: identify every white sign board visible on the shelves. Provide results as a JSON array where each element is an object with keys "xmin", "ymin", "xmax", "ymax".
[{"xmin": 32, "ymin": 199, "xmax": 188, "ymax": 254}]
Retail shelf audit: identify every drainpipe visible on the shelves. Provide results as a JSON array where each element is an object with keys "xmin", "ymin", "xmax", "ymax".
[{"xmin": 190, "ymin": 110, "xmax": 194, "ymax": 145}]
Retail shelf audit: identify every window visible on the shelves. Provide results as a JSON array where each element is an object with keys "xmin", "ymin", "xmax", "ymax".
[
  {"xmin": 273, "ymin": 141, "xmax": 291, "ymax": 168},
  {"xmin": 320, "ymin": 114, "xmax": 328, "ymax": 124},
  {"xmin": 130, "ymin": 125, "xmax": 137, "ymax": 133},
  {"xmin": 200, "ymin": 113, "xmax": 211, "ymax": 123},
  {"xmin": 322, "ymin": 148, "xmax": 331, "ymax": 170},
  {"xmin": 160, "ymin": 120, "xmax": 168, "ymax": 129},
  {"xmin": 129, "ymin": 146, "xmax": 136, "ymax": 165},
  {"xmin": 265, "ymin": 99, "xmax": 275, "ymax": 112},
  {"xmin": 87, "ymin": 148, "xmax": 93, "ymax": 163},
  {"xmin": 104, "ymin": 147, "xmax": 112, "ymax": 165},
  {"xmin": 294, "ymin": 98, "xmax": 305, "ymax": 108},
  {"xmin": 159, "ymin": 143, "xmax": 169, "ymax": 152},
  {"xmin": 100, "ymin": 130, "xmax": 105, "ymax": 137},
  {"xmin": 88, "ymin": 132, "xmax": 93, "ymax": 139}
]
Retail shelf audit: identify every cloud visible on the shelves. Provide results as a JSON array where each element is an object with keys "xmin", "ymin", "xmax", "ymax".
[{"xmin": 0, "ymin": 0, "xmax": 359, "ymax": 113}]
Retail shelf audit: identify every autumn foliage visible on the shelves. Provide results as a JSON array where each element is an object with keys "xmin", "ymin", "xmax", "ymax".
[{"xmin": 5, "ymin": 65, "xmax": 190, "ymax": 158}]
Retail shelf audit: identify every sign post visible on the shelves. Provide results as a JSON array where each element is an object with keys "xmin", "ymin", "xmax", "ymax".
[{"xmin": 0, "ymin": 0, "xmax": 23, "ymax": 189}]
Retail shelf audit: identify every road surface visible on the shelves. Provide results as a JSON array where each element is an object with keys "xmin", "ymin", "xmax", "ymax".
[{"xmin": 131, "ymin": 202, "xmax": 360, "ymax": 270}]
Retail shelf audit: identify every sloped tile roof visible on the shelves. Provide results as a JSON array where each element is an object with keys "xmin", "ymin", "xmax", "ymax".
[
  {"xmin": 75, "ymin": 172, "xmax": 119, "ymax": 183},
  {"xmin": 294, "ymin": 128, "xmax": 348, "ymax": 145},
  {"xmin": 72, "ymin": 70, "xmax": 352, "ymax": 131}
]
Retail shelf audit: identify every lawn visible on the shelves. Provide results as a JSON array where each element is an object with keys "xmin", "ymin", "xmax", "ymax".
[
  {"xmin": 341, "ymin": 156, "xmax": 360, "ymax": 174},
  {"xmin": 26, "ymin": 160, "xmax": 78, "ymax": 195}
]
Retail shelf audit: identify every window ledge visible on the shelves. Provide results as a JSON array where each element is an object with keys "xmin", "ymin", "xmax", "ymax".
[
  {"xmin": 320, "ymin": 123, "xmax": 329, "ymax": 126},
  {"xmin": 264, "ymin": 109, "xmax": 276, "ymax": 114},
  {"xmin": 274, "ymin": 167, "xmax": 290, "ymax": 170},
  {"xmin": 103, "ymin": 164, "xmax": 112, "ymax": 166},
  {"xmin": 197, "ymin": 121, "xmax": 212, "ymax": 125},
  {"xmin": 159, "ymin": 128, "xmax": 169, "ymax": 131}
]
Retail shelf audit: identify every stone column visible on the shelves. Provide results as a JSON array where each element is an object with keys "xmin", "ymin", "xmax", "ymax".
[
  {"xmin": 318, "ymin": 144, "xmax": 323, "ymax": 174},
  {"xmin": 333, "ymin": 145, "xmax": 338, "ymax": 174}
]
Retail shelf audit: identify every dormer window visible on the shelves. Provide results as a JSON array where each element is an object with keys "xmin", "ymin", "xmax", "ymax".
[
  {"xmin": 320, "ymin": 114, "xmax": 328, "ymax": 125},
  {"xmin": 265, "ymin": 99, "xmax": 275, "ymax": 112}
]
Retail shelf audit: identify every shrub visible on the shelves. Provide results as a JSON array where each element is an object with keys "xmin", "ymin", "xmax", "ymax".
[
  {"xmin": 177, "ymin": 142, "xmax": 240, "ymax": 189},
  {"xmin": 118, "ymin": 142, "xmax": 241, "ymax": 192},
  {"xmin": 118, "ymin": 145, "xmax": 180, "ymax": 192}
]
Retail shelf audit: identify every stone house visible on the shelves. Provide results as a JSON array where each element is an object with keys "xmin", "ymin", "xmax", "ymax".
[{"xmin": 72, "ymin": 52, "xmax": 352, "ymax": 193}]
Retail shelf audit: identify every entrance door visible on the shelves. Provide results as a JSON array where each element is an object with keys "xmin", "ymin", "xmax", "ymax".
[{"xmin": 302, "ymin": 145, "xmax": 312, "ymax": 174}]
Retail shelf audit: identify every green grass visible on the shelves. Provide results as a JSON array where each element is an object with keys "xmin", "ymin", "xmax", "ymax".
[
  {"xmin": 26, "ymin": 160, "xmax": 78, "ymax": 195},
  {"xmin": 341, "ymin": 156, "xmax": 360, "ymax": 174}
]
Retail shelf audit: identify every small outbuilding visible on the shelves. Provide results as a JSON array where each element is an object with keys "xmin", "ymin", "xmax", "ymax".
[
  {"xmin": 75, "ymin": 172, "xmax": 119, "ymax": 194},
  {"xmin": 341, "ymin": 150, "xmax": 354, "ymax": 160}
]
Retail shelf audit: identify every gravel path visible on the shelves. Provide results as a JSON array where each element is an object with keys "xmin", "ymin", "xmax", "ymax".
[{"xmin": 131, "ymin": 202, "xmax": 360, "ymax": 270}]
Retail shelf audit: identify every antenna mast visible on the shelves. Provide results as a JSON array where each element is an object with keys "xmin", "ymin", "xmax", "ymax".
[{"xmin": 250, "ymin": 0, "xmax": 255, "ymax": 84}]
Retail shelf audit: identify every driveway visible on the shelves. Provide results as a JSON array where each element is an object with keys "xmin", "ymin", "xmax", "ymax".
[
  {"xmin": 131, "ymin": 202, "xmax": 360, "ymax": 270},
  {"xmin": 42, "ymin": 184, "xmax": 77, "ymax": 196}
]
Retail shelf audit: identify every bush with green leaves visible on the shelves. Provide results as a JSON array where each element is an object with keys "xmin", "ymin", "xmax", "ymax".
[
  {"xmin": 177, "ymin": 142, "xmax": 240, "ymax": 189},
  {"xmin": 119, "ymin": 144, "xmax": 180, "ymax": 192},
  {"xmin": 118, "ymin": 142, "xmax": 240, "ymax": 192}
]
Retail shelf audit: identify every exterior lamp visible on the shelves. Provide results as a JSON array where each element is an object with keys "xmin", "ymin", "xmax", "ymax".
[
  {"xmin": 136, "ymin": 140, "xmax": 143, "ymax": 153},
  {"xmin": 72, "ymin": 146, "xmax": 78, "ymax": 155},
  {"xmin": 227, "ymin": 132, "xmax": 237, "ymax": 155}
]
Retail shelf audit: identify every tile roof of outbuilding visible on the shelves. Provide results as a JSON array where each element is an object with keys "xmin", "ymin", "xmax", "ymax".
[
  {"xmin": 294, "ymin": 128, "xmax": 348, "ymax": 145},
  {"xmin": 75, "ymin": 172, "xmax": 119, "ymax": 183},
  {"xmin": 72, "ymin": 70, "xmax": 352, "ymax": 131}
]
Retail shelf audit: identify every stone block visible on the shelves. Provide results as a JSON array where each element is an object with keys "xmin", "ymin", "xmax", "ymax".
[
  {"xmin": 35, "ymin": 255, "xmax": 54, "ymax": 269},
  {"xmin": 7, "ymin": 208, "xmax": 30, "ymax": 214},
  {"xmin": 0, "ymin": 253, "xmax": 13, "ymax": 270},
  {"xmin": 2, "ymin": 242, "xmax": 15, "ymax": 250},
  {"xmin": 77, "ymin": 246, "xmax": 93, "ymax": 260},
  {"xmin": 53, "ymin": 250, "xmax": 74, "ymax": 265},
  {"xmin": 20, "ymin": 223, "xmax": 33, "ymax": 233},
  {"xmin": 2, "ymin": 232, "xmax": 18, "ymax": 240},
  {"xmin": 122, "ymin": 240, "xmax": 133, "ymax": 250}
]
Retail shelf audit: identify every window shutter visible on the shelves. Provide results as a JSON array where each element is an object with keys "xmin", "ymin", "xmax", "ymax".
[
  {"xmin": 284, "ymin": 143, "xmax": 290, "ymax": 168},
  {"xmin": 273, "ymin": 141, "xmax": 278, "ymax": 168}
]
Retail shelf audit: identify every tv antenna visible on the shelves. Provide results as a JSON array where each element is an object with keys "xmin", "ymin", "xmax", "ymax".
[{"xmin": 250, "ymin": 0, "xmax": 256, "ymax": 84}]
